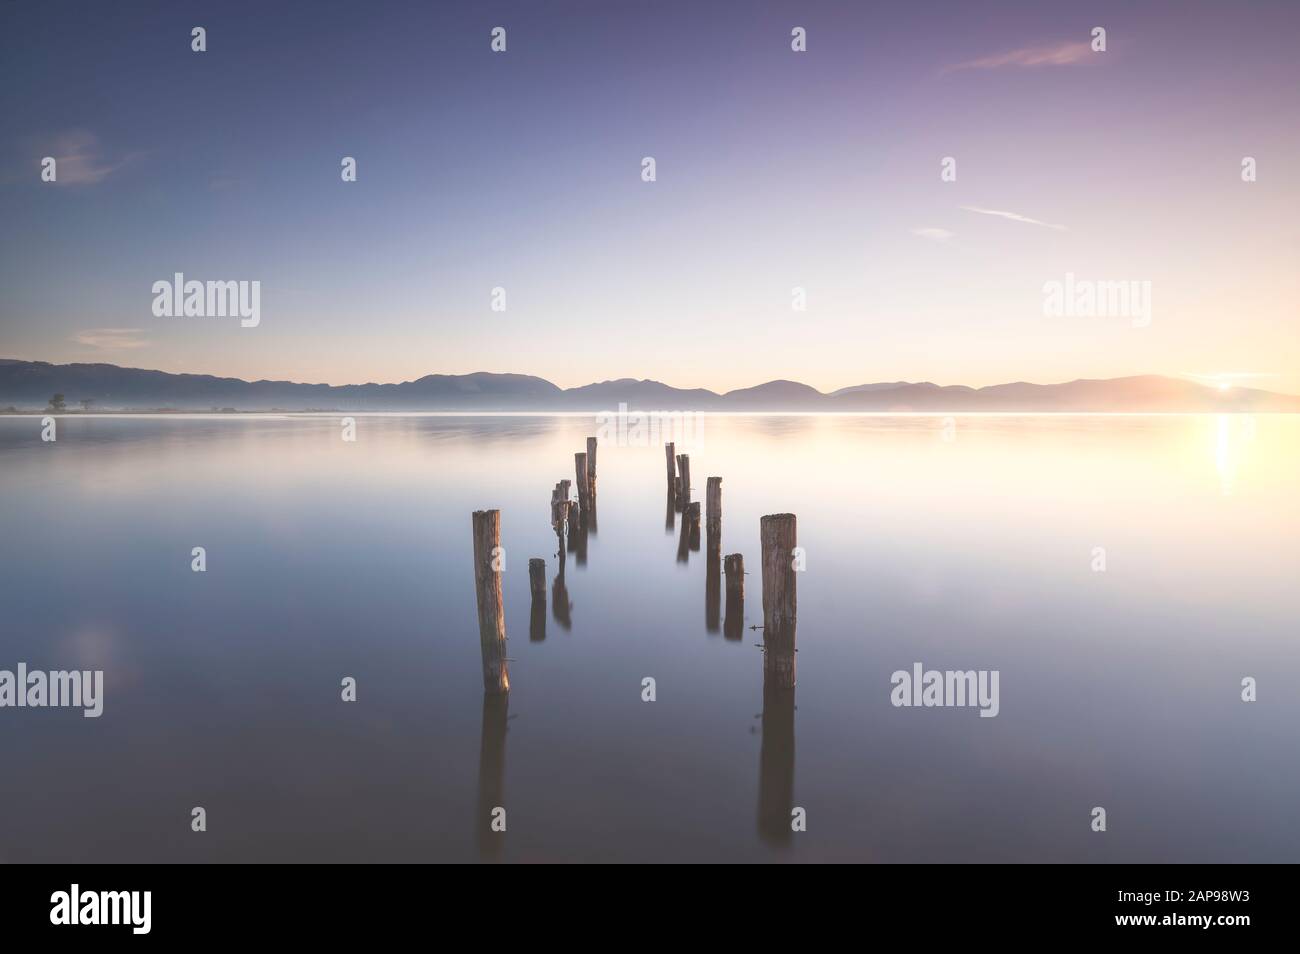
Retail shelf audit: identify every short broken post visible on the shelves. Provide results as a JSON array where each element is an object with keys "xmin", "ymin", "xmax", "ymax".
[
  {"xmin": 471, "ymin": 510, "xmax": 510, "ymax": 694},
  {"xmin": 760, "ymin": 514, "xmax": 797, "ymax": 689}
]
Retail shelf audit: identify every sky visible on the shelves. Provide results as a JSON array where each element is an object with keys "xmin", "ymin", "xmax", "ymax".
[{"xmin": 1, "ymin": 0, "xmax": 1298, "ymax": 393}]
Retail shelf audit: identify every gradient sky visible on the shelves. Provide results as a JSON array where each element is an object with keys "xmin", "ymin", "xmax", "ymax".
[{"xmin": 2, "ymin": 0, "xmax": 1298, "ymax": 392}]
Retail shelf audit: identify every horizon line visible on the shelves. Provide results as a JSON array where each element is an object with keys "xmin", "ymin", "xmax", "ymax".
[{"xmin": 4, "ymin": 356, "xmax": 1295, "ymax": 399}]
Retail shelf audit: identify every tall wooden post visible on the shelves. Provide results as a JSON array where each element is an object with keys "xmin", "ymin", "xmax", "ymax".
[
  {"xmin": 677, "ymin": 454, "xmax": 691, "ymax": 511},
  {"xmin": 760, "ymin": 513, "xmax": 797, "ymax": 689},
  {"xmin": 586, "ymin": 436, "xmax": 597, "ymax": 495},
  {"xmin": 665, "ymin": 442, "xmax": 676, "ymax": 493},
  {"xmin": 471, "ymin": 510, "xmax": 510, "ymax": 694}
]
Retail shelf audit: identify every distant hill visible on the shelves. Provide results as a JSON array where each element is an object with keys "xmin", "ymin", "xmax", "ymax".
[{"xmin": 2, "ymin": 359, "xmax": 1297, "ymax": 412}]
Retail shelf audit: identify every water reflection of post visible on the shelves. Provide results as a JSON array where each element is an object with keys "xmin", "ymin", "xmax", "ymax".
[
  {"xmin": 723, "ymin": 553, "xmax": 744, "ymax": 640},
  {"xmin": 566, "ymin": 501, "xmax": 588, "ymax": 566},
  {"xmin": 756, "ymin": 682, "xmax": 795, "ymax": 846},
  {"xmin": 706, "ymin": 559, "xmax": 721, "ymax": 633},
  {"xmin": 476, "ymin": 692, "xmax": 509, "ymax": 859},
  {"xmin": 551, "ymin": 570, "xmax": 572, "ymax": 630},
  {"xmin": 529, "ymin": 558, "xmax": 547, "ymax": 642},
  {"xmin": 676, "ymin": 502, "xmax": 695, "ymax": 563},
  {"xmin": 665, "ymin": 486, "xmax": 676, "ymax": 534}
]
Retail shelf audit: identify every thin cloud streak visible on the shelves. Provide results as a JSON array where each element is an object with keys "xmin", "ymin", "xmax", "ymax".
[
  {"xmin": 71, "ymin": 328, "xmax": 151, "ymax": 350},
  {"xmin": 961, "ymin": 206, "xmax": 1067, "ymax": 231},
  {"xmin": 911, "ymin": 227, "xmax": 954, "ymax": 242},
  {"xmin": 944, "ymin": 40, "xmax": 1095, "ymax": 74}
]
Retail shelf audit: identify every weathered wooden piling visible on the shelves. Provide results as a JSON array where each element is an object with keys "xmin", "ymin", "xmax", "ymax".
[
  {"xmin": 575, "ymin": 452, "xmax": 590, "ymax": 514},
  {"xmin": 760, "ymin": 513, "xmax": 797, "ymax": 689},
  {"xmin": 677, "ymin": 454, "xmax": 691, "ymax": 509},
  {"xmin": 724, "ymin": 552, "xmax": 744, "ymax": 641},
  {"xmin": 586, "ymin": 436, "xmax": 597, "ymax": 495},
  {"xmin": 665, "ymin": 442, "xmax": 676, "ymax": 490},
  {"xmin": 471, "ymin": 510, "xmax": 510, "ymax": 695},
  {"xmin": 705, "ymin": 477, "xmax": 722, "ymax": 557},
  {"xmin": 687, "ymin": 501, "xmax": 701, "ymax": 551}
]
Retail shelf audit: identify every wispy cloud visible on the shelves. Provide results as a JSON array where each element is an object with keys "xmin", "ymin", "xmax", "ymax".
[
  {"xmin": 911, "ymin": 227, "xmax": 954, "ymax": 242},
  {"xmin": 72, "ymin": 328, "xmax": 151, "ymax": 351},
  {"xmin": 961, "ymin": 206, "xmax": 1066, "ymax": 231},
  {"xmin": 40, "ymin": 131, "xmax": 134, "ymax": 185},
  {"xmin": 944, "ymin": 40, "xmax": 1094, "ymax": 74}
]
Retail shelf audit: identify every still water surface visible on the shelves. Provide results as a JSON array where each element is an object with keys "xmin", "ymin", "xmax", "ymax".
[{"xmin": 1, "ymin": 413, "xmax": 1296, "ymax": 862}]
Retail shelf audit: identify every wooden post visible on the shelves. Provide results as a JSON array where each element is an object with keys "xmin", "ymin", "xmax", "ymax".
[
  {"xmin": 586, "ymin": 436, "xmax": 597, "ymax": 493},
  {"xmin": 705, "ymin": 477, "xmax": 722, "ymax": 557},
  {"xmin": 575, "ymin": 452, "xmax": 590, "ymax": 514},
  {"xmin": 665, "ymin": 442, "xmax": 676, "ymax": 491},
  {"xmin": 528, "ymin": 558, "xmax": 546, "ymax": 602},
  {"xmin": 724, "ymin": 552, "xmax": 744, "ymax": 640},
  {"xmin": 677, "ymin": 454, "xmax": 691, "ymax": 511},
  {"xmin": 471, "ymin": 510, "xmax": 510, "ymax": 694},
  {"xmin": 724, "ymin": 553, "xmax": 744, "ymax": 604},
  {"xmin": 687, "ymin": 501, "xmax": 701, "ymax": 551},
  {"xmin": 760, "ymin": 513, "xmax": 797, "ymax": 689}
]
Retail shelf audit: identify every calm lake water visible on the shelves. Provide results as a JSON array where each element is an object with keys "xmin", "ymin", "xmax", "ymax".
[{"xmin": 1, "ymin": 413, "xmax": 1297, "ymax": 863}]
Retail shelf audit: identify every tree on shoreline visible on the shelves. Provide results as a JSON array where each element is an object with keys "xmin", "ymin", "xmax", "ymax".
[{"xmin": 47, "ymin": 393, "xmax": 67, "ymax": 412}]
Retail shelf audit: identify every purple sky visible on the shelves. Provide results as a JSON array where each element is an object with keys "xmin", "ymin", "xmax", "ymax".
[{"xmin": 2, "ymin": 0, "xmax": 1297, "ymax": 392}]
